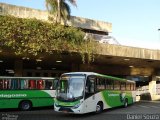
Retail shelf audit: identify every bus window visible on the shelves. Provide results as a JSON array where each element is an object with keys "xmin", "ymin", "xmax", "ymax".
[
  {"xmin": 29, "ymin": 80, "xmax": 36, "ymax": 89},
  {"xmin": 131, "ymin": 83, "xmax": 135, "ymax": 90},
  {"xmin": 53, "ymin": 79, "xmax": 58, "ymax": 89},
  {"xmin": 45, "ymin": 80, "xmax": 54, "ymax": 90},
  {"xmin": 86, "ymin": 76, "xmax": 95, "ymax": 93},
  {"xmin": 3, "ymin": 80, "xmax": 10, "ymax": 89},
  {"xmin": 114, "ymin": 81, "xmax": 120, "ymax": 90},
  {"xmin": 11, "ymin": 79, "xmax": 19, "ymax": 89},
  {"xmin": 126, "ymin": 83, "xmax": 131, "ymax": 90},
  {"xmin": 60, "ymin": 80, "xmax": 68, "ymax": 93},
  {"xmin": 20, "ymin": 79, "xmax": 25, "ymax": 89},
  {"xmin": 0, "ymin": 80, "xmax": 3, "ymax": 89},
  {"xmin": 90, "ymin": 80, "xmax": 95, "ymax": 93},
  {"xmin": 134, "ymin": 84, "xmax": 136, "ymax": 90},
  {"xmin": 20, "ymin": 79, "xmax": 28, "ymax": 89},
  {"xmin": 37, "ymin": 80, "xmax": 44, "ymax": 89},
  {"xmin": 120, "ymin": 82, "xmax": 126, "ymax": 90},
  {"xmin": 106, "ymin": 79, "xmax": 114, "ymax": 90},
  {"xmin": 96, "ymin": 77, "xmax": 105, "ymax": 90}
]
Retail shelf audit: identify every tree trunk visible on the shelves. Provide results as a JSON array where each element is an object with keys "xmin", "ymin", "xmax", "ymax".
[{"xmin": 57, "ymin": 0, "xmax": 61, "ymax": 23}]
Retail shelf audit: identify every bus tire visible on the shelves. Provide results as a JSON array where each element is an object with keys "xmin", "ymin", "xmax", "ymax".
[
  {"xmin": 96, "ymin": 102, "xmax": 103, "ymax": 113},
  {"xmin": 124, "ymin": 99, "xmax": 128, "ymax": 108},
  {"xmin": 19, "ymin": 100, "xmax": 32, "ymax": 111}
]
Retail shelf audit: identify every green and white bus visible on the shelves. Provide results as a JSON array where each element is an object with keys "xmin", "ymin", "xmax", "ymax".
[
  {"xmin": 0, "ymin": 77, "xmax": 58, "ymax": 110},
  {"xmin": 54, "ymin": 72, "xmax": 136, "ymax": 114}
]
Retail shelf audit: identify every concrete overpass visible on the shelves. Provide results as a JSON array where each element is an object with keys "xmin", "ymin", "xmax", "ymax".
[{"xmin": 1, "ymin": 3, "xmax": 160, "ymax": 76}]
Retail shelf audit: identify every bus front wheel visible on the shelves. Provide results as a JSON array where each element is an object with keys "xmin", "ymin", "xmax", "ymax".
[
  {"xmin": 19, "ymin": 101, "xmax": 32, "ymax": 111},
  {"xmin": 96, "ymin": 102, "xmax": 103, "ymax": 113}
]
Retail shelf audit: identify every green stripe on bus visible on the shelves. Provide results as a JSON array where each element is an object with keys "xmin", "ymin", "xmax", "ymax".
[
  {"xmin": 101, "ymin": 90, "xmax": 133, "ymax": 107},
  {"xmin": 97, "ymin": 73, "xmax": 132, "ymax": 82},
  {"xmin": 0, "ymin": 90, "xmax": 54, "ymax": 108},
  {"xmin": 55, "ymin": 98, "xmax": 80, "ymax": 107}
]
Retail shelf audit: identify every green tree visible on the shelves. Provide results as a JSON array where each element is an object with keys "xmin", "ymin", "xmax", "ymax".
[{"xmin": 46, "ymin": 0, "xmax": 77, "ymax": 23}]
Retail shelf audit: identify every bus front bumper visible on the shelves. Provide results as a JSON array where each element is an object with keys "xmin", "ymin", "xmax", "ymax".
[{"xmin": 54, "ymin": 104, "xmax": 84, "ymax": 114}]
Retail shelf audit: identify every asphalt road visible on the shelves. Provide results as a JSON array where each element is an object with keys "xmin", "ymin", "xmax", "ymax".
[{"xmin": 0, "ymin": 101, "xmax": 160, "ymax": 120}]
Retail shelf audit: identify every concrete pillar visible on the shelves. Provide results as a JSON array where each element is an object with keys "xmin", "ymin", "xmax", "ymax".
[
  {"xmin": 149, "ymin": 80, "xmax": 156, "ymax": 95},
  {"xmin": 149, "ymin": 76, "xmax": 158, "ymax": 100},
  {"xmin": 14, "ymin": 59, "xmax": 23, "ymax": 76}
]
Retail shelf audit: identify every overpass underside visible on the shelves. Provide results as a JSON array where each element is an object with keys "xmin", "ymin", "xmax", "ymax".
[{"xmin": 1, "ymin": 44, "xmax": 160, "ymax": 76}]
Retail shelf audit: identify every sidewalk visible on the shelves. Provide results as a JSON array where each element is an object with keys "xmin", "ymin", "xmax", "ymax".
[{"xmin": 138, "ymin": 100, "xmax": 160, "ymax": 103}]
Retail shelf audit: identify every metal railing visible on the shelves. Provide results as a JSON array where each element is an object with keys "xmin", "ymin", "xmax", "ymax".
[{"xmin": 84, "ymin": 33, "xmax": 120, "ymax": 45}]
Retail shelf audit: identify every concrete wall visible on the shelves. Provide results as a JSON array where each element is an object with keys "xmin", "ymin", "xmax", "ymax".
[
  {"xmin": 149, "ymin": 76, "xmax": 160, "ymax": 100},
  {"xmin": 0, "ymin": 3, "xmax": 112, "ymax": 32},
  {"xmin": 79, "ymin": 64, "xmax": 154, "ymax": 76},
  {"xmin": 97, "ymin": 44, "xmax": 160, "ymax": 60}
]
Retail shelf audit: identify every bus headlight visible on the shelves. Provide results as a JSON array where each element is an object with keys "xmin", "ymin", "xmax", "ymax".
[
  {"xmin": 72, "ymin": 103, "xmax": 81, "ymax": 109},
  {"xmin": 55, "ymin": 102, "xmax": 59, "ymax": 107}
]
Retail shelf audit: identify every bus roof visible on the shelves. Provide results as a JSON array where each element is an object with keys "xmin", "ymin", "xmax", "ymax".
[{"xmin": 62, "ymin": 72, "xmax": 135, "ymax": 83}]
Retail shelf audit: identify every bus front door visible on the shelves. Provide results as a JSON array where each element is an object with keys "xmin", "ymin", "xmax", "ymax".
[{"xmin": 84, "ymin": 77, "xmax": 96, "ymax": 113}]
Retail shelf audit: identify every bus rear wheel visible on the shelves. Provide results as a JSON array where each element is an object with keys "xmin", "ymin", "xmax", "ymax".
[
  {"xmin": 124, "ymin": 99, "xmax": 128, "ymax": 108},
  {"xmin": 19, "ymin": 101, "xmax": 32, "ymax": 111},
  {"xmin": 96, "ymin": 102, "xmax": 103, "ymax": 113}
]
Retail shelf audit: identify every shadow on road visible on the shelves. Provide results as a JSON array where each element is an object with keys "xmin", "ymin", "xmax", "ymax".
[{"xmin": 0, "ymin": 106, "xmax": 54, "ymax": 113}]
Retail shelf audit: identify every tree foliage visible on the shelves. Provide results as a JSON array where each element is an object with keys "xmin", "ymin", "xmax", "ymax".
[
  {"xmin": 46, "ymin": 0, "xmax": 77, "ymax": 23},
  {"xmin": 0, "ymin": 15, "xmax": 96, "ymax": 63}
]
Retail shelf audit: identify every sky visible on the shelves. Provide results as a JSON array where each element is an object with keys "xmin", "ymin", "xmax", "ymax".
[{"xmin": 1, "ymin": 0, "xmax": 160, "ymax": 50}]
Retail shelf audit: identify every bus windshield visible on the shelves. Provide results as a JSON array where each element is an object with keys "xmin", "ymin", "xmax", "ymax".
[{"xmin": 56, "ymin": 74, "xmax": 85, "ymax": 101}]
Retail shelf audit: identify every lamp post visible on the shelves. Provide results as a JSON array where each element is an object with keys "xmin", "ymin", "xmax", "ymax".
[{"xmin": 158, "ymin": 28, "xmax": 160, "ymax": 41}]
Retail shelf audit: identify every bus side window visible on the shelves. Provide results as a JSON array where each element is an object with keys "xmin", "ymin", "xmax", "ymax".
[
  {"xmin": 45, "ymin": 80, "xmax": 54, "ymax": 90},
  {"xmin": 121, "ymin": 82, "xmax": 126, "ymax": 90},
  {"xmin": 37, "ymin": 80, "xmax": 44, "ymax": 89},
  {"xmin": 133, "ymin": 83, "xmax": 136, "ymax": 90},
  {"xmin": 4, "ymin": 80, "xmax": 10, "ymax": 90},
  {"xmin": 53, "ymin": 79, "xmax": 58, "ymax": 89},
  {"xmin": 20, "ymin": 79, "xmax": 28, "ymax": 89},
  {"xmin": 0, "ymin": 79, "xmax": 12, "ymax": 90},
  {"xmin": 126, "ymin": 83, "xmax": 131, "ymax": 91},
  {"xmin": 114, "ymin": 81, "xmax": 120, "ymax": 90},
  {"xmin": 11, "ymin": 79, "xmax": 19, "ymax": 89},
  {"xmin": 131, "ymin": 83, "xmax": 135, "ymax": 90},
  {"xmin": 29, "ymin": 80, "xmax": 36, "ymax": 89},
  {"xmin": 106, "ymin": 79, "xmax": 114, "ymax": 90},
  {"xmin": 86, "ymin": 76, "xmax": 95, "ymax": 94},
  {"xmin": 96, "ymin": 77, "xmax": 105, "ymax": 90},
  {"xmin": 90, "ymin": 80, "xmax": 95, "ymax": 93},
  {"xmin": 0, "ymin": 80, "xmax": 3, "ymax": 89}
]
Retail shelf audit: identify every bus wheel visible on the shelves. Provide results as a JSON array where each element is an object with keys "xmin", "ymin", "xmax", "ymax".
[
  {"xmin": 96, "ymin": 102, "xmax": 103, "ymax": 113},
  {"xmin": 124, "ymin": 99, "xmax": 128, "ymax": 108},
  {"xmin": 19, "ymin": 101, "xmax": 32, "ymax": 111}
]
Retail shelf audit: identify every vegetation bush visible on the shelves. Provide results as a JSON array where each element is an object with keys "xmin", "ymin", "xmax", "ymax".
[{"xmin": 0, "ymin": 15, "xmax": 96, "ymax": 63}]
